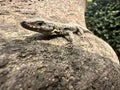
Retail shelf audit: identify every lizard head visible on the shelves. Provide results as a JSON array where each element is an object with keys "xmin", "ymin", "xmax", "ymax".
[
  {"xmin": 21, "ymin": 20, "xmax": 45, "ymax": 30},
  {"xmin": 20, "ymin": 19, "xmax": 54, "ymax": 35}
]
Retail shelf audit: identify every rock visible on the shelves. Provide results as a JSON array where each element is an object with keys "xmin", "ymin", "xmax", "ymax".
[
  {"xmin": 0, "ymin": 38, "xmax": 120, "ymax": 90},
  {"xmin": 0, "ymin": 10, "xmax": 10, "ymax": 15},
  {"xmin": 0, "ymin": 0, "xmax": 119, "ymax": 90}
]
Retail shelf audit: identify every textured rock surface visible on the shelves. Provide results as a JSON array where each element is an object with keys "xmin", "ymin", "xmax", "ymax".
[{"xmin": 0, "ymin": 0, "xmax": 120, "ymax": 90}]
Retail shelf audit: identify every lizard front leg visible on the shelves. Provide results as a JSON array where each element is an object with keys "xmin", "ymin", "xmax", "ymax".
[
  {"xmin": 65, "ymin": 30, "xmax": 75, "ymax": 43},
  {"xmin": 52, "ymin": 29, "xmax": 75, "ymax": 43}
]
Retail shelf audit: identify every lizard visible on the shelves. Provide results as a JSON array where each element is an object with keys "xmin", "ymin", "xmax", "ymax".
[{"xmin": 20, "ymin": 19, "xmax": 92, "ymax": 43}]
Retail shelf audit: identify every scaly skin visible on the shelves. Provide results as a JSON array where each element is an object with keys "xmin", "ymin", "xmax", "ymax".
[{"xmin": 21, "ymin": 19, "xmax": 92, "ymax": 42}]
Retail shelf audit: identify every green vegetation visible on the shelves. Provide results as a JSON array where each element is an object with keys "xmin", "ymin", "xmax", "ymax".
[
  {"xmin": 86, "ymin": 0, "xmax": 120, "ymax": 60},
  {"xmin": 87, "ymin": 0, "xmax": 93, "ymax": 2}
]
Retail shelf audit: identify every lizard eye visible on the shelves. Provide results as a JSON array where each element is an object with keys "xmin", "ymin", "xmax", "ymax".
[
  {"xmin": 64, "ymin": 28, "xmax": 69, "ymax": 30},
  {"xmin": 37, "ymin": 21, "xmax": 44, "ymax": 26}
]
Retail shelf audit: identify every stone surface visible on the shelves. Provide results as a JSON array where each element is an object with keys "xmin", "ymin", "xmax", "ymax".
[{"xmin": 0, "ymin": 0, "xmax": 120, "ymax": 90}]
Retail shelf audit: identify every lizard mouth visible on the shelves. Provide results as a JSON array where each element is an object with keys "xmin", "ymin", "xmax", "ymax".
[
  {"xmin": 20, "ymin": 21, "xmax": 54, "ymax": 35},
  {"xmin": 20, "ymin": 21, "xmax": 46, "ymax": 31},
  {"xmin": 21, "ymin": 21, "xmax": 35, "ymax": 30}
]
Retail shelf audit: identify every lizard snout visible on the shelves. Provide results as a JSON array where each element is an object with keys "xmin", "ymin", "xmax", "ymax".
[{"xmin": 21, "ymin": 21, "xmax": 26, "ymax": 27}]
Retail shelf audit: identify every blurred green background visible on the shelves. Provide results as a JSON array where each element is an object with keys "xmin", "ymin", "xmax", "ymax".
[{"xmin": 86, "ymin": 0, "xmax": 120, "ymax": 61}]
